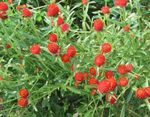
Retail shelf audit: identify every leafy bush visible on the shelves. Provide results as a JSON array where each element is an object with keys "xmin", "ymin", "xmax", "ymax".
[{"xmin": 0, "ymin": 0, "xmax": 150, "ymax": 117}]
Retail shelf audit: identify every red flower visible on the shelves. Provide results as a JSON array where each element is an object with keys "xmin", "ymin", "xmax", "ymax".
[
  {"xmin": 17, "ymin": 98, "xmax": 28, "ymax": 107},
  {"xmin": 83, "ymin": 72, "xmax": 89, "ymax": 80},
  {"xmin": 114, "ymin": 0, "xmax": 128, "ymax": 7},
  {"xmin": 47, "ymin": 43, "xmax": 59, "ymax": 54},
  {"xmin": 48, "ymin": 33, "xmax": 58, "ymax": 42},
  {"xmin": 16, "ymin": 4, "xmax": 27, "ymax": 11},
  {"xmin": 94, "ymin": 54, "xmax": 105, "ymax": 67},
  {"xmin": 97, "ymin": 80, "xmax": 110, "ymax": 93},
  {"xmin": 57, "ymin": 16, "xmax": 64, "ymax": 26},
  {"xmin": 61, "ymin": 53, "xmax": 70, "ymax": 63},
  {"xmin": 74, "ymin": 81, "xmax": 80, "ymax": 87},
  {"xmin": 119, "ymin": 77, "xmax": 128, "ymax": 87},
  {"xmin": 101, "ymin": 42, "xmax": 112, "ymax": 53},
  {"xmin": 117, "ymin": 64, "xmax": 127, "ymax": 74},
  {"xmin": 67, "ymin": 45, "xmax": 76, "ymax": 57},
  {"xmin": 8, "ymin": 0, "xmax": 13, "ymax": 4},
  {"xmin": 0, "ymin": 76, "xmax": 3, "ymax": 80},
  {"xmin": 126, "ymin": 64, "xmax": 133, "ymax": 72},
  {"xmin": 123, "ymin": 25, "xmax": 130, "ymax": 32},
  {"xmin": 0, "ymin": 2, "xmax": 8, "ymax": 11},
  {"xmin": 19, "ymin": 89, "xmax": 29, "ymax": 98},
  {"xmin": 134, "ymin": 73, "xmax": 139, "ymax": 80},
  {"xmin": 47, "ymin": 3, "xmax": 59, "ymax": 16},
  {"xmin": 5, "ymin": 43, "xmax": 11, "ymax": 49},
  {"xmin": 91, "ymin": 88, "xmax": 97, "ymax": 95},
  {"xmin": 107, "ymin": 77, "xmax": 117, "ymax": 91},
  {"xmin": 0, "ymin": 11, "xmax": 8, "ymax": 20},
  {"xmin": 93, "ymin": 19, "xmax": 104, "ymax": 31},
  {"xmin": 88, "ymin": 78, "xmax": 98, "ymax": 85},
  {"xmin": 82, "ymin": 0, "xmax": 88, "ymax": 5},
  {"xmin": 74, "ymin": 72, "xmax": 84, "ymax": 81},
  {"xmin": 22, "ymin": 8, "xmax": 32, "ymax": 17},
  {"xmin": 61, "ymin": 23, "xmax": 69, "ymax": 32},
  {"xmin": 101, "ymin": 6, "xmax": 110, "ymax": 14},
  {"xmin": 105, "ymin": 70, "xmax": 114, "ymax": 79},
  {"xmin": 89, "ymin": 66, "xmax": 96, "ymax": 76},
  {"xmin": 135, "ymin": 88, "xmax": 147, "ymax": 99},
  {"xmin": 30, "ymin": 44, "xmax": 41, "ymax": 54},
  {"xmin": 144, "ymin": 87, "xmax": 150, "ymax": 97},
  {"xmin": 106, "ymin": 93, "xmax": 117, "ymax": 104}
]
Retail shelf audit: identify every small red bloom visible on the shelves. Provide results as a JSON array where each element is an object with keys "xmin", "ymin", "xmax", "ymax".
[
  {"xmin": 105, "ymin": 70, "xmax": 114, "ymax": 79},
  {"xmin": 93, "ymin": 19, "xmax": 104, "ymax": 31},
  {"xmin": 119, "ymin": 77, "xmax": 128, "ymax": 87},
  {"xmin": 61, "ymin": 23, "xmax": 69, "ymax": 32},
  {"xmin": 106, "ymin": 93, "xmax": 117, "ymax": 104},
  {"xmin": 123, "ymin": 25, "xmax": 130, "ymax": 32},
  {"xmin": 30, "ymin": 44, "xmax": 41, "ymax": 54},
  {"xmin": 16, "ymin": 4, "xmax": 27, "ymax": 11},
  {"xmin": 101, "ymin": 6, "xmax": 110, "ymax": 14},
  {"xmin": 48, "ymin": 33, "xmax": 58, "ymax": 42},
  {"xmin": 88, "ymin": 78, "xmax": 98, "ymax": 85},
  {"xmin": 5, "ymin": 43, "xmax": 11, "ymax": 49},
  {"xmin": 126, "ymin": 64, "xmax": 133, "ymax": 72},
  {"xmin": 101, "ymin": 42, "xmax": 112, "ymax": 53},
  {"xmin": 83, "ymin": 72, "xmax": 89, "ymax": 80},
  {"xmin": 117, "ymin": 64, "xmax": 127, "ymax": 74},
  {"xmin": 47, "ymin": 3, "xmax": 59, "ymax": 16},
  {"xmin": 0, "ymin": 11, "xmax": 8, "ymax": 20},
  {"xmin": 8, "ymin": 0, "xmax": 13, "ymax": 4},
  {"xmin": 114, "ymin": 0, "xmax": 128, "ymax": 7},
  {"xmin": 89, "ymin": 66, "xmax": 96, "ymax": 76},
  {"xmin": 82, "ymin": 0, "xmax": 88, "ymax": 5},
  {"xmin": 22, "ymin": 8, "xmax": 32, "ymax": 17},
  {"xmin": 0, "ymin": 76, "xmax": 3, "ymax": 80},
  {"xmin": 57, "ymin": 16, "xmax": 64, "ymax": 26},
  {"xmin": 61, "ymin": 53, "xmax": 70, "ymax": 63},
  {"xmin": 135, "ymin": 88, "xmax": 147, "ymax": 99},
  {"xmin": 19, "ymin": 89, "xmax": 29, "ymax": 98},
  {"xmin": 17, "ymin": 98, "xmax": 28, "ymax": 107},
  {"xmin": 134, "ymin": 73, "xmax": 139, "ymax": 80},
  {"xmin": 0, "ymin": 2, "xmax": 8, "ymax": 11},
  {"xmin": 97, "ymin": 80, "xmax": 110, "ymax": 93},
  {"xmin": 91, "ymin": 88, "xmax": 97, "ymax": 95},
  {"xmin": 94, "ymin": 54, "xmax": 105, "ymax": 67},
  {"xmin": 67, "ymin": 45, "xmax": 76, "ymax": 57},
  {"xmin": 74, "ymin": 81, "xmax": 80, "ymax": 87},
  {"xmin": 47, "ymin": 43, "xmax": 59, "ymax": 54},
  {"xmin": 144, "ymin": 87, "xmax": 150, "ymax": 97},
  {"xmin": 107, "ymin": 77, "xmax": 117, "ymax": 91},
  {"xmin": 74, "ymin": 72, "xmax": 84, "ymax": 81}
]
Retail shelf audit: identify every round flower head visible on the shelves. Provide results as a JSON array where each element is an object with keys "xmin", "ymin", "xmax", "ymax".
[
  {"xmin": 0, "ymin": 2, "xmax": 8, "ymax": 11},
  {"xmin": 57, "ymin": 16, "xmax": 64, "ymax": 26},
  {"xmin": 61, "ymin": 53, "xmax": 70, "ymax": 63},
  {"xmin": 61, "ymin": 23, "xmax": 69, "ymax": 32},
  {"xmin": 93, "ymin": 19, "xmax": 104, "ymax": 31},
  {"xmin": 101, "ymin": 6, "xmax": 110, "ymax": 14},
  {"xmin": 47, "ymin": 3, "xmax": 59, "ymax": 16},
  {"xmin": 114, "ymin": 0, "xmax": 128, "ymax": 7},
  {"xmin": 18, "ymin": 98, "xmax": 28, "ymax": 107},
  {"xmin": 47, "ymin": 43, "xmax": 59, "ymax": 54},
  {"xmin": 30, "ymin": 44, "xmax": 41, "ymax": 54},
  {"xmin": 94, "ymin": 54, "xmax": 105, "ymax": 67},
  {"xmin": 67, "ymin": 45, "xmax": 76, "ymax": 57},
  {"xmin": 22, "ymin": 8, "xmax": 32, "ymax": 17},
  {"xmin": 49, "ymin": 33, "xmax": 58, "ymax": 42}
]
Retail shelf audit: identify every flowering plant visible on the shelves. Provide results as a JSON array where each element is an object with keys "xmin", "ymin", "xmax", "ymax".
[{"xmin": 0, "ymin": 0, "xmax": 150, "ymax": 116}]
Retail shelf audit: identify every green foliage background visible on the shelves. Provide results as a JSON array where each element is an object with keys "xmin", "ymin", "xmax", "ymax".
[{"xmin": 0, "ymin": 0, "xmax": 150, "ymax": 117}]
